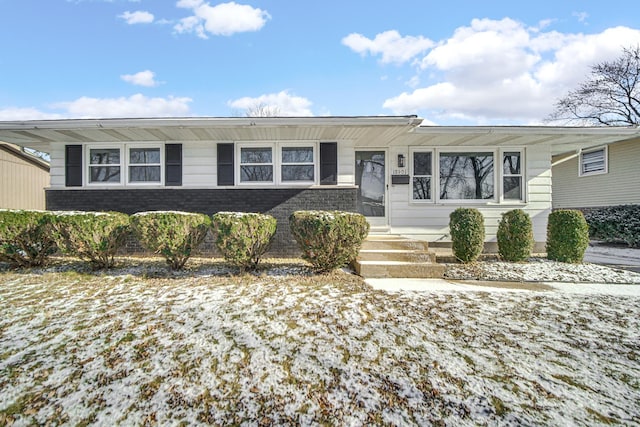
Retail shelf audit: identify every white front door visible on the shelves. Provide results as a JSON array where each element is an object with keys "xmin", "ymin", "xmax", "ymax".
[{"xmin": 355, "ymin": 150, "xmax": 387, "ymax": 228}]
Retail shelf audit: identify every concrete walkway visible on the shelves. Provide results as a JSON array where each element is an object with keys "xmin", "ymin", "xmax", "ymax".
[{"xmin": 366, "ymin": 278, "xmax": 640, "ymax": 296}]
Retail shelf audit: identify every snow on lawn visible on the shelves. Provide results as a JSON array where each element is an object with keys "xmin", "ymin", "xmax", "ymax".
[{"xmin": 1, "ymin": 266, "xmax": 639, "ymax": 426}]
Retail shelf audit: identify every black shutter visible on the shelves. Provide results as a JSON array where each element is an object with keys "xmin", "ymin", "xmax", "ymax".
[
  {"xmin": 320, "ymin": 142, "xmax": 337, "ymax": 185},
  {"xmin": 165, "ymin": 144, "xmax": 182, "ymax": 186},
  {"xmin": 65, "ymin": 145, "xmax": 83, "ymax": 187},
  {"xmin": 217, "ymin": 143, "xmax": 234, "ymax": 186}
]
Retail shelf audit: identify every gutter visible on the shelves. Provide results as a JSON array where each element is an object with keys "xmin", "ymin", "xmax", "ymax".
[{"xmin": 0, "ymin": 115, "xmax": 423, "ymax": 131}]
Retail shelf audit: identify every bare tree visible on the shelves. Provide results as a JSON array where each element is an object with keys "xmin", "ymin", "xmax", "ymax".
[
  {"xmin": 547, "ymin": 45, "xmax": 640, "ymax": 126},
  {"xmin": 244, "ymin": 102, "xmax": 281, "ymax": 117}
]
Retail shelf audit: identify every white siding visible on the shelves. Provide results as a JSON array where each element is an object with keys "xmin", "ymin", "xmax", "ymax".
[
  {"xmin": 386, "ymin": 145, "xmax": 552, "ymax": 244},
  {"xmin": 337, "ymin": 140, "xmax": 355, "ymax": 185},
  {"xmin": 552, "ymin": 138, "xmax": 640, "ymax": 209},
  {"xmin": 49, "ymin": 143, "xmax": 66, "ymax": 188},
  {"xmin": 182, "ymin": 142, "xmax": 216, "ymax": 187}
]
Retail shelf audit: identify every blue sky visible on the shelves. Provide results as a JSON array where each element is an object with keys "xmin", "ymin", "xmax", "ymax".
[{"xmin": 1, "ymin": 0, "xmax": 640, "ymax": 124}]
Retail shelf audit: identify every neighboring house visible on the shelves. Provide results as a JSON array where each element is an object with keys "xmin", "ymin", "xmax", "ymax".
[
  {"xmin": 552, "ymin": 137, "xmax": 640, "ymax": 210},
  {"xmin": 0, "ymin": 117, "xmax": 638, "ymax": 254},
  {"xmin": 0, "ymin": 141, "xmax": 50, "ymax": 210}
]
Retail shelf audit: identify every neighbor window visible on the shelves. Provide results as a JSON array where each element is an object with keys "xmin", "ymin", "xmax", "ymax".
[
  {"xmin": 502, "ymin": 151, "xmax": 523, "ymax": 200},
  {"xmin": 240, "ymin": 146, "xmax": 274, "ymax": 183},
  {"xmin": 439, "ymin": 152, "xmax": 494, "ymax": 200},
  {"xmin": 128, "ymin": 147, "xmax": 161, "ymax": 183},
  {"xmin": 412, "ymin": 151, "xmax": 432, "ymax": 200},
  {"xmin": 281, "ymin": 146, "xmax": 315, "ymax": 182},
  {"xmin": 580, "ymin": 147, "xmax": 607, "ymax": 176},
  {"xmin": 88, "ymin": 148, "xmax": 121, "ymax": 184}
]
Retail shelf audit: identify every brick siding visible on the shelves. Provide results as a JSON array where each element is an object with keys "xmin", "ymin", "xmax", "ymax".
[{"xmin": 46, "ymin": 188, "xmax": 358, "ymax": 256}]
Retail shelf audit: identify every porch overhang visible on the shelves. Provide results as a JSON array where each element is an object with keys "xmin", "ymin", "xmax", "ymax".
[
  {"xmin": 0, "ymin": 117, "xmax": 638, "ymax": 156},
  {"xmin": 0, "ymin": 116, "xmax": 422, "ymax": 153},
  {"xmin": 402, "ymin": 125, "xmax": 640, "ymax": 156}
]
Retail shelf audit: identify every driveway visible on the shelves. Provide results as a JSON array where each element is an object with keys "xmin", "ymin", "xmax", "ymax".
[{"xmin": 584, "ymin": 241, "xmax": 640, "ymax": 273}]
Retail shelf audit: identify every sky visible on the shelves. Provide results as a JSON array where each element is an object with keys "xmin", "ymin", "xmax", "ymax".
[{"xmin": 1, "ymin": 0, "xmax": 640, "ymax": 125}]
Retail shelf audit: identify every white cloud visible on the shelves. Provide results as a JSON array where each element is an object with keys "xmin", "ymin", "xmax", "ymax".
[
  {"xmin": 175, "ymin": 0, "xmax": 270, "ymax": 38},
  {"xmin": 227, "ymin": 91, "xmax": 313, "ymax": 116},
  {"xmin": 119, "ymin": 10, "xmax": 154, "ymax": 24},
  {"xmin": 0, "ymin": 94, "xmax": 192, "ymax": 120},
  {"xmin": 121, "ymin": 70, "xmax": 161, "ymax": 87},
  {"xmin": 53, "ymin": 94, "xmax": 192, "ymax": 118},
  {"xmin": 342, "ymin": 30, "xmax": 434, "ymax": 64},
  {"xmin": 0, "ymin": 108, "xmax": 64, "ymax": 121},
  {"xmin": 381, "ymin": 19, "xmax": 640, "ymax": 124},
  {"xmin": 573, "ymin": 11, "xmax": 589, "ymax": 23}
]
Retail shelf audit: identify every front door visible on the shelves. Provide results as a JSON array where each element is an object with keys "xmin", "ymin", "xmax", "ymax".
[{"xmin": 355, "ymin": 150, "xmax": 387, "ymax": 227}]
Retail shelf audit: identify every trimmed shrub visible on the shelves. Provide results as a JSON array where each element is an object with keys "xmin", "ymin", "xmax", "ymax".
[
  {"xmin": 0, "ymin": 210, "xmax": 57, "ymax": 268},
  {"xmin": 289, "ymin": 210, "xmax": 369, "ymax": 273},
  {"xmin": 497, "ymin": 209, "xmax": 534, "ymax": 262},
  {"xmin": 449, "ymin": 208, "xmax": 485, "ymax": 263},
  {"xmin": 584, "ymin": 205, "xmax": 640, "ymax": 248},
  {"xmin": 212, "ymin": 212, "xmax": 276, "ymax": 271},
  {"xmin": 546, "ymin": 210, "xmax": 589, "ymax": 263},
  {"xmin": 131, "ymin": 211, "xmax": 211, "ymax": 270},
  {"xmin": 51, "ymin": 211, "xmax": 130, "ymax": 269}
]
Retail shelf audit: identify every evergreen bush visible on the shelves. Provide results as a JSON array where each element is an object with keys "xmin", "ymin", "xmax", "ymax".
[
  {"xmin": 584, "ymin": 205, "xmax": 640, "ymax": 248},
  {"xmin": 212, "ymin": 212, "xmax": 276, "ymax": 271},
  {"xmin": 0, "ymin": 210, "xmax": 57, "ymax": 268},
  {"xmin": 50, "ymin": 211, "xmax": 130, "ymax": 269},
  {"xmin": 131, "ymin": 211, "xmax": 211, "ymax": 270},
  {"xmin": 289, "ymin": 210, "xmax": 369, "ymax": 272},
  {"xmin": 449, "ymin": 208, "xmax": 485, "ymax": 263},
  {"xmin": 497, "ymin": 209, "xmax": 534, "ymax": 262},
  {"xmin": 546, "ymin": 210, "xmax": 589, "ymax": 263}
]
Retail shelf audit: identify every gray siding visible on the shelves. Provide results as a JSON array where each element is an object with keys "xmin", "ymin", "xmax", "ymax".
[{"xmin": 552, "ymin": 138, "xmax": 640, "ymax": 209}]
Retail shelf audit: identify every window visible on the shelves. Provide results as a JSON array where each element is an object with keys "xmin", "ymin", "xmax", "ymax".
[
  {"xmin": 89, "ymin": 148, "xmax": 121, "ymax": 184},
  {"xmin": 412, "ymin": 151, "xmax": 432, "ymax": 200},
  {"xmin": 439, "ymin": 152, "xmax": 494, "ymax": 200},
  {"xmin": 237, "ymin": 142, "xmax": 319, "ymax": 185},
  {"xmin": 129, "ymin": 147, "xmax": 161, "ymax": 183},
  {"xmin": 240, "ymin": 146, "xmax": 273, "ymax": 183},
  {"xmin": 86, "ymin": 144, "xmax": 164, "ymax": 186},
  {"xmin": 580, "ymin": 147, "xmax": 607, "ymax": 176},
  {"xmin": 281, "ymin": 146, "xmax": 314, "ymax": 182},
  {"xmin": 503, "ymin": 151, "xmax": 523, "ymax": 200}
]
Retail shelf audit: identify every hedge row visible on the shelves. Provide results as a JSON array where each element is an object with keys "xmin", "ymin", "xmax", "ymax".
[
  {"xmin": 0, "ymin": 209, "xmax": 369, "ymax": 272},
  {"xmin": 584, "ymin": 205, "xmax": 640, "ymax": 248},
  {"xmin": 449, "ymin": 208, "xmax": 589, "ymax": 264}
]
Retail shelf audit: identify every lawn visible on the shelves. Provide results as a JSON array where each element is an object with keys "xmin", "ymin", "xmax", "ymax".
[{"xmin": 1, "ymin": 259, "xmax": 639, "ymax": 426}]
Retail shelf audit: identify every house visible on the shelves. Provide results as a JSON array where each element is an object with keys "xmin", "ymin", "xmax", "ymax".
[
  {"xmin": 0, "ymin": 116, "xmax": 638, "ymax": 255},
  {"xmin": 552, "ymin": 136, "xmax": 640, "ymax": 211},
  {"xmin": 0, "ymin": 141, "xmax": 50, "ymax": 210}
]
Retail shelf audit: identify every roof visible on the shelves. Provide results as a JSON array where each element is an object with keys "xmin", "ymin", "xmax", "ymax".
[
  {"xmin": 0, "ymin": 142, "xmax": 50, "ymax": 172},
  {"xmin": 0, "ymin": 116, "xmax": 638, "ymax": 156}
]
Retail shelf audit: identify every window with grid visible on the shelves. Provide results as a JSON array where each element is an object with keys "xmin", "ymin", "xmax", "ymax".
[
  {"xmin": 281, "ymin": 146, "xmax": 315, "ymax": 182},
  {"xmin": 240, "ymin": 146, "xmax": 274, "ymax": 183},
  {"xmin": 129, "ymin": 147, "xmax": 161, "ymax": 183},
  {"xmin": 88, "ymin": 148, "xmax": 121, "ymax": 183},
  {"xmin": 412, "ymin": 151, "xmax": 432, "ymax": 200},
  {"xmin": 503, "ymin": 151, "xmax": 523, "ymax": 200}
]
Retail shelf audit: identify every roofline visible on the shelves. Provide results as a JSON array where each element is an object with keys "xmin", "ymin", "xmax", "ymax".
[
  {"xmin": 0, "ymin": 115, "xmax": 423, "ymax": 130},
  {"xmin": 0, "ymin": 142, "xmax": 50, "ymax": 172},
  {"xmin": 415, "ymin": 125, "xmax": 640, "ymax": 136}
]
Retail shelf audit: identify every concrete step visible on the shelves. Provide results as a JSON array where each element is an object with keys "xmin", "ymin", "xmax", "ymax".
[
  {"xmin": 354, "ymin": 235, "xmax": 444, "ymax": 279},
  {"xmin": 361, "ymin": 239, "xmax": 431, "ymax": 252},
  {"xmin": 354, "ymin": 259, "xmax": 445, "ymax": 279},
  {"xmin": 358, "ymin": 249, "xmax": 437, "ymax": 263}
]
